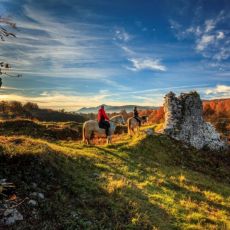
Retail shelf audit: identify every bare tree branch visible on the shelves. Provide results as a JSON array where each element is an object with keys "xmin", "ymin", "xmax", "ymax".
[{"xmin": 0, "ymin": 16, "xmax": 21, "ymax": 87}]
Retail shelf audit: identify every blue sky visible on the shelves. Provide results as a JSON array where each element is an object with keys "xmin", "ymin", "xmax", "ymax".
[{"xmin": 0, "ymin": 0, "xmax": 229, "ymax": 110}]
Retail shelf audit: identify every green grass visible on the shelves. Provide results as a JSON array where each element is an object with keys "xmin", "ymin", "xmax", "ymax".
[{"xmin": 0, "ymin": 130, "xmax": 229, "ymax": 229}]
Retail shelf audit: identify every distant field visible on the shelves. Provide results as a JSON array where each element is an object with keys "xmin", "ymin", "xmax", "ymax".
[{"xmin": 0, "ymin": 119, "xmax": 128, "ymax": 144}]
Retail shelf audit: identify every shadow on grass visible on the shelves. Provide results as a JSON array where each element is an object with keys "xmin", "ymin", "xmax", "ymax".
[
  {"xmin": 0, "ymin": 141, "xmax": 176, "ymax": 229},
  {"xmin": 121, "ymin": 134, "xmax": 230, "ymax": 183}
]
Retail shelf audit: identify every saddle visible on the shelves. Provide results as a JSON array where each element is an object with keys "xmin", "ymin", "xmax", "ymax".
[
  {"xmin": 98, "ymin": 121, "xmax": 110, "ymax": 136},
  {"xmin": 133, "ymin": 116, "xmax": 141, "ymax": 126}
]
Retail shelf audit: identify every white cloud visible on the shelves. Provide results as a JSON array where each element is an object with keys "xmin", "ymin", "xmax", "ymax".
[
  {"xmin": 205, "ymin": 85, "xmax": 230, "ymax": 96},
  {"xmin": 169, "ymin": 19, "xmax": 186, "ymax": 39},
  {"xmin": 128, "ymin": 58, "xmax": 166, "ymax": 72},
  {"xmin": 0, "ymin": 91, "xmax": 111, "ymax": 111},
  {"xmin": 114, "ymin": 28, "xmax": 130, "ymax": 42},
  {"xmin": 196, "ymin": 35, "xmax": 215, "ymax": 51},
  {"xmin": 204, "ymin": 19, "xmax": 215, "ymax": 33},
  {"xmin": 120, "ymin": 46, "xmax": 135, "ymax": 55},
  {"xmin": 0, "ymin": 3, "xmax": 121, "ymax": 80},
  {"xmin": 0, "ymin": 90, "xmax": 160, "ymax": 110},
  {"xmin": 186, "ymin": 26, "xmax": 202, "ymax": 36},
  {"xmin": 120, "ymin": 46, "xmax": 167, "ymax": 72},
  {"xmin": 170, "ymin": 11, "xmax": 230, "ymax": 62},
  {"xmin": 216, "ymin": 31, "xmax": 224, "ymax": 40},
  {"xmin": 213, "ymin": 47, "xmax": 229, "ymax": 61}
]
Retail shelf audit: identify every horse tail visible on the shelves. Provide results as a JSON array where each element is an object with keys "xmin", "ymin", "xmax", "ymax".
[
  {"xmin": 128, "ymin": 118, "xmax": 132, "ymax": 135},
  {"xmin": 82, "ymin": 123, "xmax": 86, "ymax": 143}
]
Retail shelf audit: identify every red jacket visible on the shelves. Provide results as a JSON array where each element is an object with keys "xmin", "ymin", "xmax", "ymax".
[{"xmin": 98, "ymin": 108, "xmax": 109, "ymax": 122}]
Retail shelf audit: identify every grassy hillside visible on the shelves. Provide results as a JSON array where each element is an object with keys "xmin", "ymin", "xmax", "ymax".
[
  {"xmin": 0, "ymin": 119, "xmax": 82, "ymax": 140},
  {"xmin": 0, "ymin": 130, "xmax": 230, "ymax": 229},
  {"xmin": 0, "ymin": 101, "xmax": 85, "ymax": 122}
]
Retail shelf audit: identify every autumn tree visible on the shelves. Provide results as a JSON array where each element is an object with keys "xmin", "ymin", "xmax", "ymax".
[{"xmin": 23, "ymin": 102, "xmax": 39, "ymax": 111}]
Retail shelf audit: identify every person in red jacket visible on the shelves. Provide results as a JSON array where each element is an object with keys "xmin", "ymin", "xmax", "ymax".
[{"xmin": 98, "ymin": 105, "xmax": 110, "ymax": 137}]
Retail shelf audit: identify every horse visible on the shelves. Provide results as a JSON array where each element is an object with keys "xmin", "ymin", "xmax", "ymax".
[
  {"xmin": 82, "ymin": 115, "xmax": 125, "ymax": 144},
  {"xmin": 127, "ymin": 116, "xmax": 148, "ymax": 136}
]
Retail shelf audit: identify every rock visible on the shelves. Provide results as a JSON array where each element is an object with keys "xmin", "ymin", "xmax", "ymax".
[
  {"xmin": 32, "ymin": 183, "xmax": 37, "ymax": 188},
  {"xmin": 2, "ymin": 208, "xmax": 23, "ymax": 225},
  {"xmin": 145, "ymin": 128, "xmax": 154, "ymax": 136},
  {"xmin": 71, "ymin": 211, "xmax": 79, "ymax": 218},
  {"xmin": 31, "ymin": 192, "xmax": 44, "ymax": 199},
  {"xmin": 84, "ymin": 220, "xmax": 92, "ymax": 226},
  {"xmin": 28, "ymin": 199, "xmax": 37, "ymax": 206},
  {"xmin": 163, "ymin": 91, "xmax": 227, "ymax": 151},
  {"xmin": 37, "ymin": 193, "xmax": 44, "ymax": 199},
  {"xmin": 0, "ymin": 179, "xmax": 7, "ymax": 183},
  {"xmin": 92, "ymin": 173, "xmax": 100, "ymax": 178},
  {"xmin": 31, "ymin": 192, "xmax": 37, "ymax": 196}
]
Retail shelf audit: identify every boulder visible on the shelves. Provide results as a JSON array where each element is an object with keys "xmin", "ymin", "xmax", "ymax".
[
  {"xmin": 2, "ymin": 208, "xmax": 23, "ymax": 225},
  {"xmin": 145, "ymin": 128, "xmax": 154, "ymax": 136},
  {"xmin": 163, "ymin": 91, "xmax": 227, "ymax": 151}
]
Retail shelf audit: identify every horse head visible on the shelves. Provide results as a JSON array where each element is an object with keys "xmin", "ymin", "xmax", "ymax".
[
  {"xmin": 110, "ymin": 115, "xmax": 125, "ymax": 125},
  {"xmin": 141, "ymin": 115, "xmax": 149, "ymax": 123}
]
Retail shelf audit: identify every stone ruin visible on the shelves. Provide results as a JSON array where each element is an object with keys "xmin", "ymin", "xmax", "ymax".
[{"xmin": 163, "ymin": 91, "xmax": 227, "ymax": 151}]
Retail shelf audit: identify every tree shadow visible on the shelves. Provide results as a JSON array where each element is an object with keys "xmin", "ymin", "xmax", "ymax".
[{"xmin": 0, "ymin": 142, "xmax": 176, "ymax": 229}]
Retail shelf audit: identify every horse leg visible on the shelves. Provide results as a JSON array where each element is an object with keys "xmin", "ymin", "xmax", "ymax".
[
  {"xmin": 130, "ymin": 127, "xmax": 134, "ymax": 136},
  {"xmin": 131, "ymin": 128, "xmax": 134, "ymax": 136},
  {"xmin": 137, "ymin": 126, "xmax": 140, "ymax": 135},
  {"xmin": 107, "ymin": 136, "xmax": 111, "ymax": 144},
  {"xmin": 128, "ymin": 128, "xmax": 132, "ymax": 136},
  {"xmin": 86, "ymin": 138, "xmax": 90, "ymax": 145}
]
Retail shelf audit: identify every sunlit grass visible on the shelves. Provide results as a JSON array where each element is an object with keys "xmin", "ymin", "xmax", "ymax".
[{"xmin": 0, "ymin": 131, "xmax": 229, "ymax": 229}]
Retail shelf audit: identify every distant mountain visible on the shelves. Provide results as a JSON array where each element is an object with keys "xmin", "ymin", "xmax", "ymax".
[{"xmin": 76, "ymin": 104, "xmax": 159, "ymax": 113}]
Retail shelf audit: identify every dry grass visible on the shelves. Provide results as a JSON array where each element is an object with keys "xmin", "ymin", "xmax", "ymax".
[{"xmin": 0, "ymin": 127, "xmax": 229, "ymax": 229}]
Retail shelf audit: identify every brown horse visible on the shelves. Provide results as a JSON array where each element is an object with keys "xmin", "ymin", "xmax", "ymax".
[{"xmin": 82, "ymin": 115, "xmax": 125, "ymax": 144}]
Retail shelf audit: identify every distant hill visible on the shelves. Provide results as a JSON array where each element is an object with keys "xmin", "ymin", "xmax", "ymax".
[
  {"xmin": 77, "ymin": 104, "xmax": 159, "ymax": 113},
  {"xmin": 0, "ymin": 101, "xmax": 86, "ymax": 122}
]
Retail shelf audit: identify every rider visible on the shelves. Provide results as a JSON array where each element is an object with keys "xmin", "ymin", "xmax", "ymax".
[
  {"xmin": 98, "ymin": 105, "xmax": 110, "ymax": 137},
  {"xmin": 133, "ymin": 106, "xmax": 141, "ymax": 127}
]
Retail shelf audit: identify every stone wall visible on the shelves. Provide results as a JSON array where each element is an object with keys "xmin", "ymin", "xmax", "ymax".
[{"xmin": 163, "ymin": 91, "xmax": 227, "ymax": 151}]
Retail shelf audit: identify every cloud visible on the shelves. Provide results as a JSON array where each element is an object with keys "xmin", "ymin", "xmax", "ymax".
[
  {"xmin": 120, "ymin": 45, "xmax": 167, "ymax": 72},
  {"xmin": 0, "ymin": 89, "xmax": 163, "ymax": 110},
  {"xmin": 169, "ymin": 19, "xmax": 186, "ymax": 40},
  {"xmin": 216, "ymin": 31, "xmax": 224, "ymax": 40},
  {"xmin": 196, "ymin": 35, "xmax": 215, "ymax": 51},
  {"xmin": 0, "ymin": 3, "xmax": 122, "ymax": 80},
  {"xmin": 205, "ymin": 85, "xmax": 230, "ymax": 97},
  {"xmin": 128, "ymin": 58, "xmax": 166, "ymax": 72},
  {"xmin": 114, "ymin": 28, "xmax": 131, "ymax": 42},
  {"xmin": 0, "ymin": 83, "xmax": 210, "ymax": 110},
  {"xmin": 0, "ymin": 91, "xmax": 111, "ymax": 110},
  {"xmin": 170, "ymin": 11, "xmax": 230, "ymax": 62},
  {"xmin": 204, "ymin": 19, "xmax": 215, "ymax": 33},
  {"xmin": 120, "ymin": 46, "xmax": 135, "ymax": 55},
  {"xmin": 213, "ymin": 47, "xmax": 229, "ymax": 61}
]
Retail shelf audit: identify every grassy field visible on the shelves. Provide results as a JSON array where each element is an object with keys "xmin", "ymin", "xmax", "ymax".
[{"xmin": 0, "ymin": 125, "xmax": 230, "ymax": 229}]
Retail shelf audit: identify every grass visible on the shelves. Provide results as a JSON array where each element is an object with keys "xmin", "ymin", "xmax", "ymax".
[{"xmin": 0, "ymin": 127, "xmax": 230, "ymax": 229}]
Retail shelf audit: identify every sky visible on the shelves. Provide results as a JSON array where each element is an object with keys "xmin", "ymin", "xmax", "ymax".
[{"xmin": 0, "ymin": 0, "xmax": 229, "ymax": 111}]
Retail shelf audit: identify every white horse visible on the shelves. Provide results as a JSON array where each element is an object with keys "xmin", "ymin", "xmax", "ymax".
[
  {"xmin": 127, "ymin": 116, "xmax": 148, "ymax": 136},
  {"xmin": 82, "ymin": 115, "xmax": 125, "ymax": 144}
]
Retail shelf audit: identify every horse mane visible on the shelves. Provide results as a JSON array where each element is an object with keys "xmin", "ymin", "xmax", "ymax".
[{"xmin": 110, "ymin": 114, "xmax": 122, "ymax": 121}]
